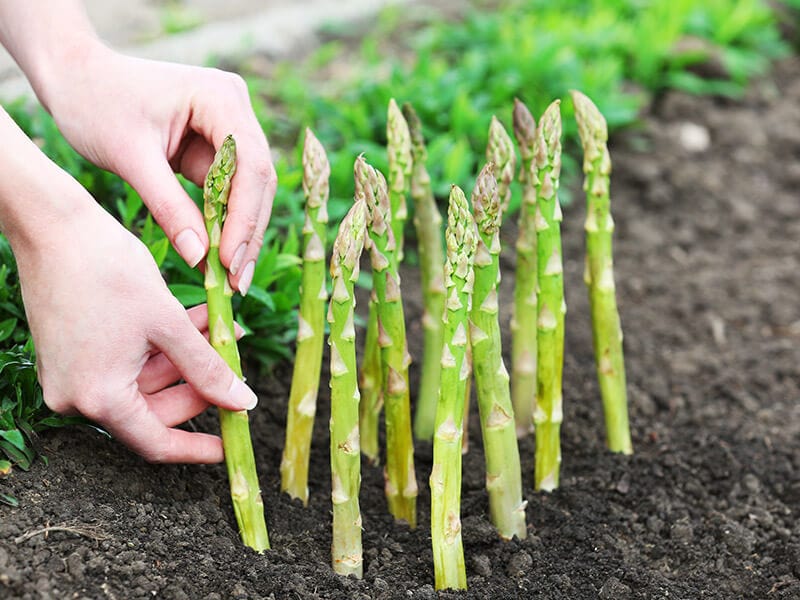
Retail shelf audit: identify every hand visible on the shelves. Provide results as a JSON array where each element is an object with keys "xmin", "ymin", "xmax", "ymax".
[
  {"xmin": 15, "ymin": 190, "xmax": 258, "ymax": 463},
  {"xmin": 40, "ymin": 45, "xmax": 276, "ymax": 295}
]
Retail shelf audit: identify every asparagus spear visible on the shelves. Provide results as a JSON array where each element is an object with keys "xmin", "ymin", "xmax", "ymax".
[
  {"xmin": 430, "ymin": 185, "xmax": 477, "ymax": 591},
  {"xmin": 204, "ymin": 135, "xmax": 270, "ymax": 552},
  {"xmin": 358, "ymin": 300, "xmax": 382, "ymax": 464},
  {"xmin": 401, "ymin": 103, "xmax": 446, "ymax": 442},
  {"xmin": 357, "ymin": 156, "xmax": 418, "ymax": 527},
  {"xmin": 329, "ymin": 198, "xmax": 368, "ymax": 578},
  {"xmin": 510, "ymin": 99, "xmax": 538, "ymax": 437},
  {"xmin": 281, "ymin": 129, "xmax": 330, "ymax": 505},
  {"xmin": 469, "ymin": 164, "xmax": 527, "ymax": 540},
  {"xmin": 486, "ymin": 115, "xmax": 516, "ymax": 215},
  {"xmin": 571, "ymin": 90, "xmax": 633, "ymax": 455},
  {"xmin": 387, "ymin": 98, "xmax": 413, "ymax": 262},
  {"xmin": 533, "ymin": 101, "xmax": 566, "ymax": 492}
]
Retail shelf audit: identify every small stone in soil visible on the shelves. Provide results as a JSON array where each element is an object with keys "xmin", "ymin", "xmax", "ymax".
[
  {"xmin": 471, "ymin": 553, "xmax": 491, "ymax": 577},
  {"xmin": 670, "ymin": 517, "xmax": 694, "ymax": 544},
  {"xmin": 506, "ymin": 551, "xmax": 533, "ymax": 579},
  {"xmin": 599, "ymin": 576, "xmax": 632, "ymax": 599}
]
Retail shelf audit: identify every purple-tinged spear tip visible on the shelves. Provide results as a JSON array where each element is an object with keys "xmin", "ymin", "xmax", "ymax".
[
  {"xmin": 570, "ymin": 90, "xmax": 610, "ymax": 175},
  {"xmin": 512, "ymin": 99, "xmax": 537, "ymax": 163},
  {"xmin": 471, "ymin": 163, "xmax": 500, "ymax": 236}
]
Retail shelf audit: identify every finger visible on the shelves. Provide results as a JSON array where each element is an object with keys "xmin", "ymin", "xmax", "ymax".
[
  {"xmin": 139, "ymin": 314, "xmax": 245, "ymax": 394},
  {"xmin": 145, "ymin": 383, "xmax": 211, "ymax": 428},
  {"xmin": 123, "ymin": 143, "xmax": 209, "ymax": 268},
  {"xmin": 171, "ymin": 132, "xmax": 216, "ymax": 188},
  {"xmin": 151, "ymin": 308, "xmax": 258, "ymax": 412},
  {"xmin": 225, "ymin": 197, "xmax": 271, "ymax": 296},
  {"xmin": 187, "ymin": 73, "xmax": 277, "ymax": 289},
  {"xmin": 98, "ymin": 390, "xmax": 223, "ymax": 464}
]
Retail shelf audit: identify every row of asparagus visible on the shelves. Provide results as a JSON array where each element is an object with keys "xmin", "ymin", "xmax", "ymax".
[{"xmin": 199, "ymin": 90, "xmax": 631, "ymax": 590}]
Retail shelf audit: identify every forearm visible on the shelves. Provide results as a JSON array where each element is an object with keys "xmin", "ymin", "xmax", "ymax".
[
  {"xmin": 0, "ymin": 108, "xmax": 87, "ymax": 254},
  {"xmin": 0, "ymin": 1, "xmax": 104, "ymax": 111}
]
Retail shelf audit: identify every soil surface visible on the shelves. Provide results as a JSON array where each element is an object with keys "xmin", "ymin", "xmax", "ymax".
[{"xmin": 2, "ymin": 56, "xmax": 800, "ymax": 600}]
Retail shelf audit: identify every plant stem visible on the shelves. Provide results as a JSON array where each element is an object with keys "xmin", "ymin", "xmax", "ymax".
[
  {"xmin": 511, "ymin": 99, "xmax": 538, "ymax": 438},
  {"xmin": 469, "ymin": 163, "xmax": 527, "ymax": 540},
  {"xmin": 358, "ymin": 303, "xmax": 382, "ymax": 464},
  {"xmin": 281, "ymin": 128, "xmax": 330, "ymax": 505},
  {"xmin": 204, "ymin": 135, "xmax": 269, "ymax": 552},
  {"xmin": 533, "ymin": 101, "xmax": 566, "ymax": 492},
  {"xmin": 387, "ymin": 98, "xmax": 412, "ymax": 263},
  {"xmin": 402, "ymin": 103, "xmax": 446, "ymax": 443},
  {"xmin": 358, "ymin": 156, "xmax": 417, "ymax": 527},
  {"xmin": 430, "ymin": 185, "xmax": 476, "ymax": 591},
  {"xmin": 572, "ymin": 90, "xmax": 633, "ymax": 455},
  {"xmin": 329, "ymin": 198, "xmax": 368, "ymax": 578}
]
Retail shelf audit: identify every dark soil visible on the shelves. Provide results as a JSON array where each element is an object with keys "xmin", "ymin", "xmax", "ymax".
[{"xmin": 3, "ymin": 55, "xmax": 800, "ymax": 600}]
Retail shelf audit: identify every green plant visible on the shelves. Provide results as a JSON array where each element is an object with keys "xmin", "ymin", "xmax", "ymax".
[
  {"xmin": 359, "ymin": 156, "xmax": 417, "ymax": 527},
  {"xmin": 532, "ymin": 101, "xmax": 566, "ymax": 493},
  {"xmin": 510, "ymin": 98, "xmax": 538, "ymax": 438},
  {"xmin": 572, "ymin": 90, "xmax": 632, "ymax": 455},
  {"xmin": 281, "ymin": 129, "xmax": 330, "ymax": 505},
  {"xmin": 203, "ymin": 135, "xmax": 270, "ymax": 552},
  {"xmin": 328, "ymin": 196, "xmax": 368, "ymax": 578},
  {"xmin": 430, "ymin": 185, "xmax": 476, "ymax": 591},
  {"xmin": 469, "ymin": 164, "xmax": 527, "ymax": 540}
]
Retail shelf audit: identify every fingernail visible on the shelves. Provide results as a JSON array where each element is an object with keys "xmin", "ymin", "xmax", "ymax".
[
  {"xmin": 175, "ymin": 229, "xmax": 205, "ymax": 268},
  {"xmin": 238, "ymin": 261, "xmax": 255, "ymax": 296},
  {"xmin": 229, "ymin": 376, "xmax": 258, "ymax": 410},
  {"xmin": 230, "ymin": 242, "xmax": 248, "ymax": 275}
]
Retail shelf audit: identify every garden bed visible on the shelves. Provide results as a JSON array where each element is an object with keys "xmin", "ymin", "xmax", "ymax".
[{"xmin": 1, "ymin": 54, "xmax": 800, "ymax": 600}]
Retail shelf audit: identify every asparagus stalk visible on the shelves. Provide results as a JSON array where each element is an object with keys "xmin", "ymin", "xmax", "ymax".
[
  {"xmin": 329, "ymin": 198, "xmax": 368, "ymax": 578},
  {"xmin": 430, "ymin": 185, "xmax": 477, "ymax": 591},
  {"xmin": 281, "ymin": 128, "xmax": 330, "ymax": 505},
  {"xmin": 571, "ymin": 90, "xmax": 633, "ymax": 455},
  {"xmin": 469, "ymin": 164, "xmax": 527, "ymax": 540},
  {"xmin": 357, "ymin": 156, "xmax": 418, "ymax": 527},
  {"xmin": 358, "ymin": 301, "xmax": 382, "ymax": 464},
  {"xmin": 510, "ymin": 99, "xmax": 538, "ymax": 437},
  {"xmin": 387, "ymin": 98, "xmax": 412, "ymax": 262},
  {"xmin": 533, "ymin": 101, "xmax": 566, "ymax": 492},
  {"xmin": 204, "ymin": 135, "xmax": 270, "ymax": 552},
  {"xmin": 486, "ymin": 115, "xmax": 516, "ymax": 215},
  {"xmin": 401, "ymin": 103, "xmax": 446, "ymax": 442}
]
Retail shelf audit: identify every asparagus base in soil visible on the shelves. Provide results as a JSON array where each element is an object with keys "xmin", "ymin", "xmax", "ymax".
[{"xmin": 4, "ymin": 60, "xmax": 800, "ymax": 598}]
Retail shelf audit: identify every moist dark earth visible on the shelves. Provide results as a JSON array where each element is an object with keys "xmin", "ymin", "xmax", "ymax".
[{"xmin": 2, "ymin": 54, "xmax": 800, "ymax": 599}]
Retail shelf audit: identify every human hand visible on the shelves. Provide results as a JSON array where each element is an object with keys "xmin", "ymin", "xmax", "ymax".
[
  {"xmin": 39, "ymin": 45, "xmax": 276, "ymax": 295},
  {"xmin": 14, "ymin": 188, "xmax": 258, "ymax": 463}
]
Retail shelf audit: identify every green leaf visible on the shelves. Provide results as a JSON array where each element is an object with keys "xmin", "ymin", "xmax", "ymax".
[
  {"xmin": 168, "ymin": 283, "xmax": 207, "ymax": 307},
  {"xmin": 0, "ymin": 493, "xmax": 18, "ymax": 507},
  {"xmin": 0, "ymin": 317, "xmax": 17, "ymax": 343},
  {"xmin": 244, "ymin": 286, "xmax": 275, "ymax": 311},
  {"xmin": 148, "ymin": 237, "xmax": 171, "ymax": 268},
  {"xmin": 0, "ymin": 429, "xmax": 25, "ymax": 451}
]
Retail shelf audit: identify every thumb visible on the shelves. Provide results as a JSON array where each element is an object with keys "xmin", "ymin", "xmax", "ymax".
[{"xmin": 124, "ymin": 146, "xmax": 209, "ymax": 268}]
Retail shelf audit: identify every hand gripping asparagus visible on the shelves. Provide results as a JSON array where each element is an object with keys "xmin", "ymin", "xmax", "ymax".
[
  {"xmin": 402, "ymin": 103, "xmax": 446, "ymax": 442},
  {"xmin": 430, "ymin": 185, "xmax": 477, "ymax": 590},
  {"xmin": 204, "ymin": 135, "xmax": 270, "ymax": 551},
  {"xmin": 358, "ymin": 156, "xmax": 418, "ymax": 527},
  {"xmin": 329, "ymin": 198, "xmax": 368, "ymax": 578},
  {"xmin": 571, "ymin": 91, "xmax": 633, "ymax": 455},
  {"xmin": 533, "ymin": 101, "xmax": 566, "ymax": 492},
  {"xmin": 510, "ymin": 99, "xmax": 538, "ymax": 437},
  {"xmin": 281, "ymin": 129, "xmax": 330, "ymax": 505},
  {"xmin": 469, "ymin": 164, "xmax": 527, "ymax": 540}
]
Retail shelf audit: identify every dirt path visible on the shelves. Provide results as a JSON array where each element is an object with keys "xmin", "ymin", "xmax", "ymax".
[{"xmin": 0, "ymin": 51, "xmax": 799, "ymax": 600}]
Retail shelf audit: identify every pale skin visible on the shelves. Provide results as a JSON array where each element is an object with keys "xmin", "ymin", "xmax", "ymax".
[{"xmin": 0, "ymin": 1, "xmax": 277, "ymax": 463}]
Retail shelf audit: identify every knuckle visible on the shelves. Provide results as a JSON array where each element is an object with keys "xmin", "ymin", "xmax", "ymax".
[{"xmin": 194, "ymin": 353, "xmax": 229, "ymax": 391}]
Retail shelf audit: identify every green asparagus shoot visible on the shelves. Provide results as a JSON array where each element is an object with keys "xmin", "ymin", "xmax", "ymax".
[
  {"xmin": 469, "ymin": 163, "xmax": 527, "ymax": 539},
  {"xmin": 281, "ymin": 128, "xmax": 330, "ymax": 505},
  {"xmin": 329, "ymin": 197, "xmax": 368, "ymax": 578},
  {"xmin": 533, "ymin": 101, "xmax": 566, "ymax": 492},
  {"xmin": 511, "ymin": 99, "xmax": 538, "ymax": 438},
  {"xmin": 204, "ymin": 135, "xmax": 270, "ymax": 552},
  {"xmin": 357, "ymin": 156, "xmax": 418, "ymax": 527},
  {"xmin": 430, "ymin": 185, "xmax": 477, "ymax": 591},
  {"xmin": 571, "ymin": 90, "xmax": 633, "ymax": 455}
]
